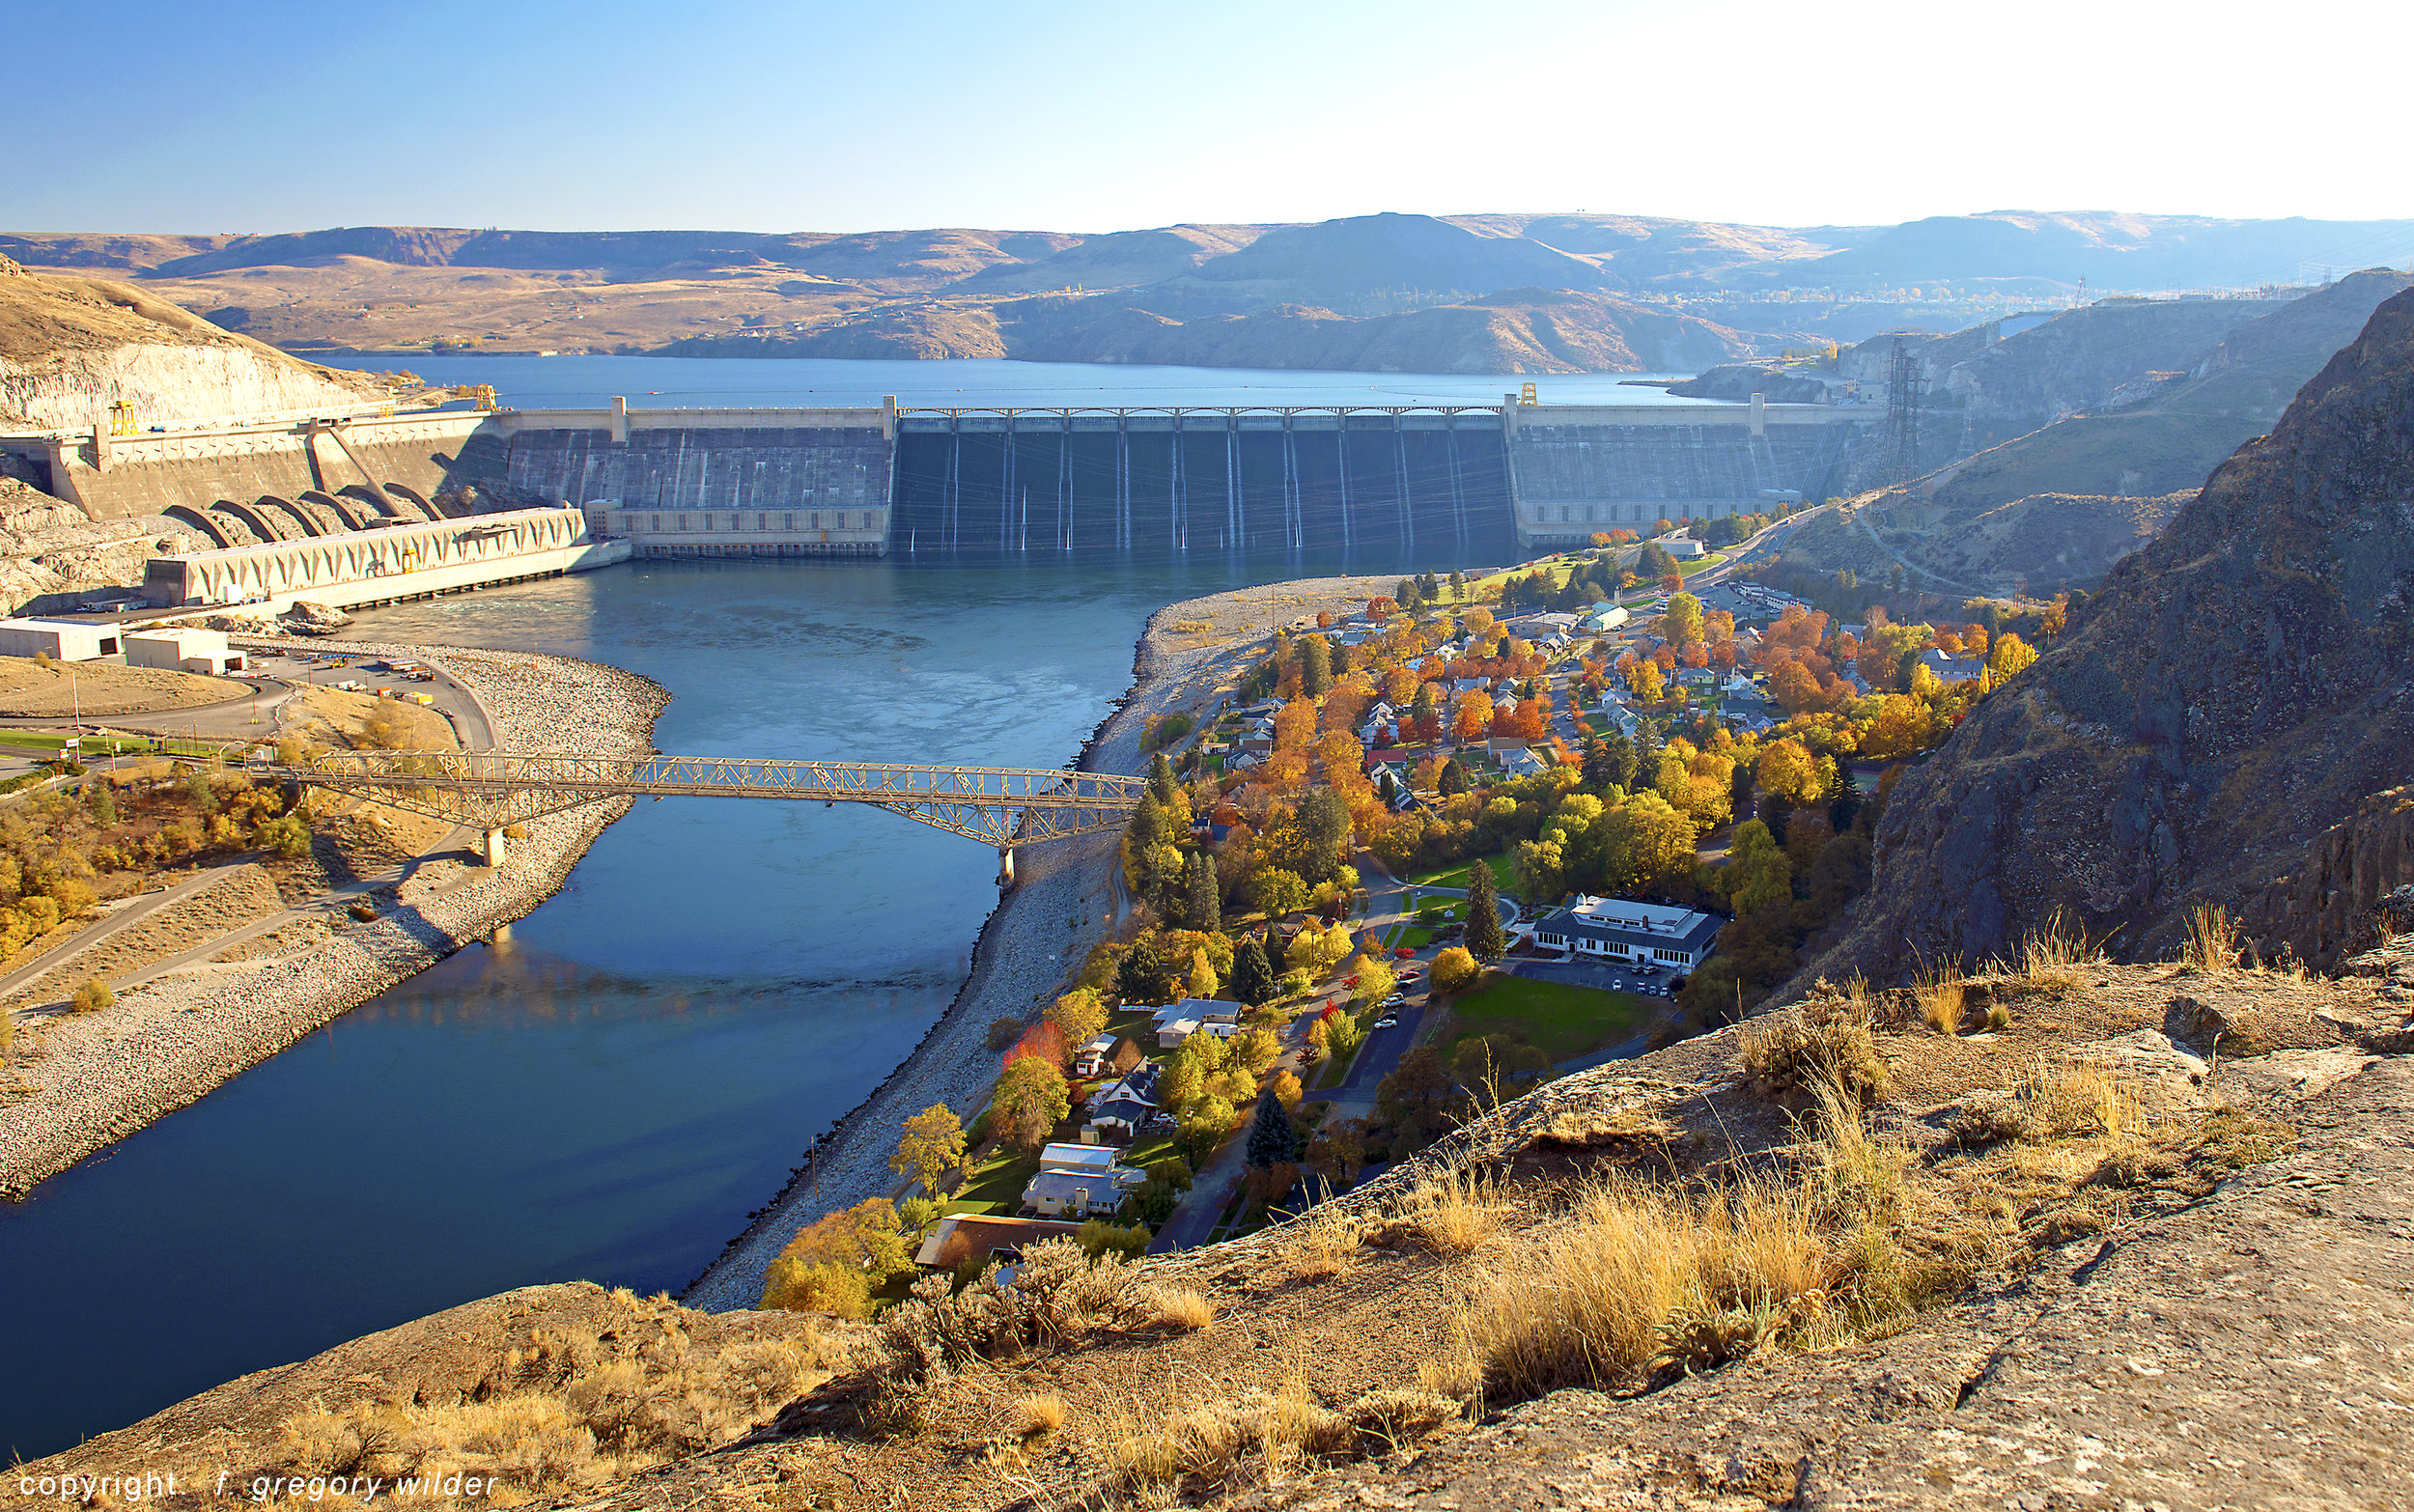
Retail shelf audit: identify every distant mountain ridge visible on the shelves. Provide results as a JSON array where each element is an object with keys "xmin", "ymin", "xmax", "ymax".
[{"xmin": 8, "ymin": 210, "xmax": 2412, "ymax": 374}]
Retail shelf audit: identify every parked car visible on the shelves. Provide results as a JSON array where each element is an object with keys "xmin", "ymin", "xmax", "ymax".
[
  {"xmin": 1372, "ymin": 1017, "xmax": 1398, "ymax": 1030},
  {"xmin": 1399, "ymin": 968, "xmax": 1421, "ymax": 982}
]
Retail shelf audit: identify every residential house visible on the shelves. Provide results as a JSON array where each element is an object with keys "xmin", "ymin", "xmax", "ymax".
[
  {"xmin": 1021, "ymin": 1144, "xmax": 1147, "ymax": 1218},
  {"xmin": 1917, "ymin": 648, "xmax": 1987, "ymax": 684},
  {"xmin": 1085, "ymin": 1077, "xmax": 1157, "ymax": 1136},
  {"xmin": 1528, "ymin": 896, "xmax": 1724, "ymax": 971},
  {"xmin": 1497, "ymin": 746, "xmax": 1546, "ymax": 777},
  {"xmin": 914, "ymin": 1214, "xmax": 1087, "ymax": 1270},
  {"xmin": 1071, "ymin": 1033, "xmax": 1119, "ymax": 1079}
]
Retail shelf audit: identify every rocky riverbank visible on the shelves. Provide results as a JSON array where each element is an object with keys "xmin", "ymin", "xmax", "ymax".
[
  {"xmin": 0, "ymin": 644, "xmax": 665, "ymax": 1198},
  {"xmin": 681, "ymin": 572, "xmax": 1397, "ymax": 1310}
]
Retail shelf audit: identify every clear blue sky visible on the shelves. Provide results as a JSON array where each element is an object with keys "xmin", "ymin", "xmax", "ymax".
[{"xmin": 16, "ymin": 0, "xmax": 2410, "ymax": 234}]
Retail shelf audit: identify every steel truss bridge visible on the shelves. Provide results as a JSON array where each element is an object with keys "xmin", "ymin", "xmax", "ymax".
[{"xmin": 283, "ymin": 751, "xmax": 1148, "ymax": 873}]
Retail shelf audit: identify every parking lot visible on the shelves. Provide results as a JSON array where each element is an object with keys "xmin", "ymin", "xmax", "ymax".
[{"xmin": 1504, "ymin": 955, "xmax": 1683, "ymax": 999}]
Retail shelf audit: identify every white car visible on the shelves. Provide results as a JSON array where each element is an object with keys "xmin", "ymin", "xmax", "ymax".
[{"xmin": 1372, "ymin": 1017, "xmax": 1398, "ymax": 1030}]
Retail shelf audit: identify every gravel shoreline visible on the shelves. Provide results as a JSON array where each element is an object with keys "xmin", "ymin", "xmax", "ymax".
[
  {"xmin": 0, "ymin": 643, "xmax": 666, "ymax": 1199},
  {"xmin": 681, "ymin": 572, "xmax": 1399, "ymax": 1310}
]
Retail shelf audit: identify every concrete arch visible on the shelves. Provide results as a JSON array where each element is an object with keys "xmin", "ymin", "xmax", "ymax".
[
  {"xmin": 165, "ymin": 505, "xmax": 239, "ymax": 549},
  {"xmin": 383, "ymin": 483, "xmax": 441, "ymax": 522},
  {"xmin": 204, "ymin": 506, "xmax": 270, "ymax": 546},
  {"xmin": 257, "ymin": 495, "xmax": 324, "ymax": 538},
  {"xmin": 289, "ymin": 493, "xmax": 352, "ymax": 535},
  {"xmin": 310, "ymin": 489, "xmax": 377, "ymax": 530},
  {"xmin": 216, "ymin": 498, "xmax": 290, "ymax": 543},
  {"xmin": 338, "ymin": 484, "xmax": 402, "ymax": 522}
]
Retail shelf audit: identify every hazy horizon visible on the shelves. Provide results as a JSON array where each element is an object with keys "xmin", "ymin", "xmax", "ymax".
[{"xmin": 16, "ymin": 0, "xmax": 2410, "ymax": 235}]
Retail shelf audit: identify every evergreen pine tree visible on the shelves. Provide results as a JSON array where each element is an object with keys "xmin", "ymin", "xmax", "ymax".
[
  {"xmin": 1825, "ymin": 762, "xmax": 1863, "ymax": 833},
  {"xmin": 88, "ymin": 781, "xmax": 117, "ymax": 828},
  {"xmin": 1148, "ymin": 752, "xmax": 1179, "ymax": 807},
  {"xmin": 1181, "ymin": 850, "xmax": 1221, "ymax": 931},
  {"xmin": 1448, "ymin": 570, "xmax": 1465, "ymax": 600},
  {"xmin": 1466, "ymin": 863, "xmax": 1505, "ymax": 963},
  {"xmin": 1116, "ymin": 935, "xmax": 1173, "ymax": 1005},
  {"xmin": 1245, "ymin": 1088, "xmax": 1299, "ymax": 1169},
  {"xmin": 1231, "ymin": 935, "xmax": 1277, "ymax": 1005},
  {"xmin": 1729, "ymin": 757, "xmax": 1756, "ymax": 823},
  {"xmin": 1438, "ymin": 759, "xmax": 1470, "ymax": 798}
]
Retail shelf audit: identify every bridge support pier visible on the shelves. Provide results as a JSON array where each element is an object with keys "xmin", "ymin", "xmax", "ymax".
[
  {"xmin": 482, "ymin": 827, "xmax": 507, "ymax": 868},
  {"xmin": 996, "ymin": 847, "xmax": 1016, "ymax": 889}
]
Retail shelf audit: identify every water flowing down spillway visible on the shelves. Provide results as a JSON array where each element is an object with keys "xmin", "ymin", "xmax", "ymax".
[{"xmin": 888, "ymin": 418, "xmax": 1516, "ymax": 561}]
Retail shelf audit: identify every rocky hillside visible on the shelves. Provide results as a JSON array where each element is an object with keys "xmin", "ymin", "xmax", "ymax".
[
  {"xmin": 0, "ymin": 255, "xmax": 386, "ymax": 428},
  {"xmin": 0, "ymin": 476, "xmax": 198, "ymax": 612},
  {"xmin": 1806, "ymin": 285, "xmax": 2414, "ymax": 983},
  {"xmin": 21, "ymin": 951, "xmax": 2412, "ymax": 1509}
]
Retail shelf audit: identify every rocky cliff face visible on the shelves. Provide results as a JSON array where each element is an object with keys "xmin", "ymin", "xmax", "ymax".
[
  {"xmin": 0, "ymin": 476, "xmax": 196, "ymax": 612},
  {"xmin": 0, "ymin": 259, "xmax": 383, "ymax": 428},
  {"xmin": 1806, "ymin": 286, "xmax": 2414, "ymax": 983}
]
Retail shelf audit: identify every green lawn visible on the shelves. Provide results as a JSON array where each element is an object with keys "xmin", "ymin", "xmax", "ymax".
[
  {"xmin": 944, "ymin": 1146, "xmax": 1040, "ymax": 1218},
  {"xmin": 1406, "ymin": 853, "xmax": 1518, "ymax": 894},
  {"xmin": 1442, "ymin": 972, "xmax": 1642, "ymax": 1063},
  {"xmin": 1677, "ymin": 552, "xmax": 1730, "ymax": 576},
  {"xmin": 1383, "ymin": 923, "xmax": 1438, "ymax": 949}
]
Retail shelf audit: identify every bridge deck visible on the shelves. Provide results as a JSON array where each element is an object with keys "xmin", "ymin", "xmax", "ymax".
[{"xmin": 283, "ymin": 751, "xmax": 1149, "ymax": 850}]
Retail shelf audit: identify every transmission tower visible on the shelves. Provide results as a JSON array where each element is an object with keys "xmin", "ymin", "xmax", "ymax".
[{"xmin": 1883, "ymin": 339, "xmax": 1925, "ymax": 485}]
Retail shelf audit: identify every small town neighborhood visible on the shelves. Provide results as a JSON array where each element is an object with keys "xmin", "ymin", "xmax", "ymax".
[{"xmin": 759, "ymin": 526, "xmax": 2063, "ymax": 1310}]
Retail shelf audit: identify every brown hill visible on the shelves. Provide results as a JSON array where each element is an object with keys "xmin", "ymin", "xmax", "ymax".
[{"xmin": 1805, "ymin": 285, "xmax": 2414, "ymax": 985}]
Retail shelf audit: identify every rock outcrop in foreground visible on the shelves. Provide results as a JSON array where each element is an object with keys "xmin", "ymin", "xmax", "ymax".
[
  {"xmin": 1810, "ymin": 285, "xmax": 2414, "ymax": 983},
  {"xmin": 24, "ymin": 943, "xmax": 2414, "ymax": 1510}
]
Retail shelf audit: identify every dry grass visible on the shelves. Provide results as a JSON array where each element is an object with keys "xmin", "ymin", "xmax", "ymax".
[
  {"xmin": 1284, "ymin": 1201, "xmax": 1363, "ymax": 1279},
  {"xmin": 2016, "ymin": 914, "xmax": 2094, "ymax": 992},
  {"xmin": 1143, "ymin": 1284, "xmax": 1215, "ymax": 1332},
  {"xmin": 1098, "ymin": 1383, "xmax": 1459, "ymax": 1500},
  {"xmin": 1014, "ymin": 1393, "xmax": 1066, "ymax": 1440},
  {"xmin": 1913, "ymin": 965, "xmax": 1966, "ymax": 1035},
  {"xmin": 1738, "ymin": 987, "xmax": 1889, "ymax": 1103},
  {"xmin": 1461, "ymin": 1172, "xmax": 1834, "ymax": 1404},
  {"xmin": 272, "ymin": 1302, "xmax": 828, "ymax": 1498},
  {"xmin": 2180, "ymin": 903, "xmax": 2240, "ymax": 972},
  {"xmin": 1404, "ymin": 1164, "xmax": 1506, "ymax": 1255},
  {"xmin": 2010, "ymin": 1053, "xmax": 2141, "ymax": 1144}
]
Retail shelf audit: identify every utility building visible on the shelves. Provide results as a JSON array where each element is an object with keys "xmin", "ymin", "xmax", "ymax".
[
  {"xmin": 126, "ymin": 628, "xmax": 245, "ymax": 675},
  {"xmin": 0, "ymin": 618, "xmax": 122, "ymax": 661}
]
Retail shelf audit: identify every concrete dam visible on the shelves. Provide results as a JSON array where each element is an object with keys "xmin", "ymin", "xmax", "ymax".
[{"xmin": 0, "ymin": 390, "xmax": 1879, "ymax": 606}]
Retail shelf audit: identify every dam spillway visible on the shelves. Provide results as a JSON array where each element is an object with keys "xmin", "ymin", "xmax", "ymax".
[
  {"xmin": 887, "ymin": 410, "xmax": 1514, "ymax": 557},
  {"xmin": 2, "ymin": 391, "xmax": 1884, "ymax": 584}
]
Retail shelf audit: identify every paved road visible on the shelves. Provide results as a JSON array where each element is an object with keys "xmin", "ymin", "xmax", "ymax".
[{"xmin": 0, "ymin": 861, "xmax": 254, "ymax": 1007}]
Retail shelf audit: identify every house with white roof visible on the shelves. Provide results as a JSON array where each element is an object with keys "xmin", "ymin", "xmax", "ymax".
[{"xmin": 1528, "ymin": 896, "xmax": 1724, "ymax": 971}]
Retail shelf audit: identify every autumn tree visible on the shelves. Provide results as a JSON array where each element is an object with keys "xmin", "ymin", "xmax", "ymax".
[
  {"xmin": 760, "ymin": 1198, "xmax": 912, "ymax": 1318},
  {"xmin": 1249, "ymin": 866, "xmax": 1309, "ymax": 918},
  {"xmin": 1989, "ymin": 632, "xmax": 2037, "ymax": 680},
  {"xmin": 1662, "ymin": 591, "xmax": 1704, "ymax": 647},
  {"xmin": 891, "ymin": 1104, "xmax": 968, "ymax": 1195},
  {"xmin": 1047, "ymin": 988, "xmax": 1109, "ymax": 1052},
  {"xmin": 1755, "ymin": 736, "xmax": 1823, "ymax": 805},
  {"xmin": 1725, "ymin": 820, "xmax": 1793, "ymax": 916},
  {"xmin": 1628, "ymin": 659, "xmax": 1664, "ymax": 703},
  {"xmin": 993, "ymin": 1056, "xmax": 1071, "ymax": 1151}
]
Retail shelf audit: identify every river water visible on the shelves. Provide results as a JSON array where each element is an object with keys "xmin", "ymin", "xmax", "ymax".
[
  {"xmin": 0, "ymin": 554, "xmax": 1361, "ymax": 1458},
  {"xmin": 0, "ymin": 356, "xmax": 1694, "ymax": 1458}
]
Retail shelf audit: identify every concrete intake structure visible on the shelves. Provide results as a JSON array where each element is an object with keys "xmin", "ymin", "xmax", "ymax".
[{"xmin": 140, "ymin": 505, "xmax": 630, "ymax": 612}]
